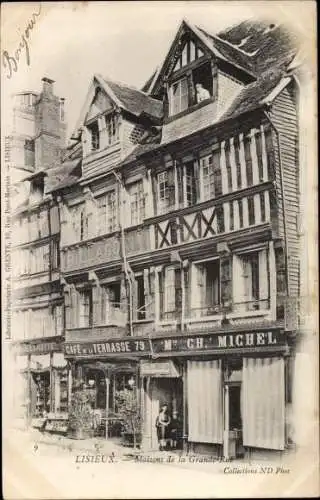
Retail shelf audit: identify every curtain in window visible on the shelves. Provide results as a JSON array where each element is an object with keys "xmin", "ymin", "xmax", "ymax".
[
  {"xmin": 165, "ymin": 267, "xmax": 176, "ymax": 314},
  {"xmin": 187, "ymin": 360, "xmax": 223, "ymax": 443},
  {"xmin": 193, "ymin": 264, "xmax": 205, "ymax": 315},
  {"xmin": 242, "ymin": 357, "xmax": 285, "ymax": 450}
]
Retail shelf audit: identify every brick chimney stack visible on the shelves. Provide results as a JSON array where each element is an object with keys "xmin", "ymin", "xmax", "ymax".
[{"xmin": 34, "ymin": 77, "xmax": 66, "ymax": 171}]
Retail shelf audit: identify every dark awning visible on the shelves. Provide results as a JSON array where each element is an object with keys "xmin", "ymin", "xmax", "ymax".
[{"xmin": 140, "ymin": 360, "xmax": 181, "ymax": 378}]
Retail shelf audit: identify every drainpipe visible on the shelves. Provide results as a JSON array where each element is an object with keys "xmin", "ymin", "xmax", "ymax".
[
  {"xmin": 112, "ymin": 171, "xmax": 134, "ymax": 337},
  {"xmin": 263, "ymin": 110, "xmax": 290, "ymax": 298}
]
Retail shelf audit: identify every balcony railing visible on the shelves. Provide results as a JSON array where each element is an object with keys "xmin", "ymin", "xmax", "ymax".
[{"xmin": 159, "ymin": 298, "xmax": 271, "ymax": 322}]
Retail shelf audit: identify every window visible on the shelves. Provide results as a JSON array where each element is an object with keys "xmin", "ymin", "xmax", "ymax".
[
  {"xmin": 248, "ymin": 196, "xmax": 255, "ymax": 225},
  {"xmin": 159, "ymin": 267, "xmax": 182, "ymax": 321},
  {"xmin": 170, "ymin": 78, "xmax": 188, "ymax": 116},
  {"xmin": 101, "ymin": 282, "xmax": 121, "ymax": 324},
  {"xmin": 70, "ymin": 204, "xmax": 87, "ymax": 242},
  {"xmin": 193, "ymin": 260, "xmax": 220, "ymax": 317},
  {"xmin": 241, "ymin": 253, "xmax": 260, "ymax": 309},
  {"xmin": 127, "ymin": 181, "xmax": 145, "ymax": 226},
  {"xmin": 184, "ymin": 162, "xmax": 196, "ymax": 206},
  {"xmin": 169, "ymin": 61, "xmax": 214, "ymax": 116},
  {"xmin": 88, "ymin": 121, "xmax": 100, "ymax": 151},
  {"xmin": 157, "ymin": 170, "xmax": 175, "ymax": 214},
  {"xmin": 200, "ymin": 154, "xmax": 214, "ymax": 200},
  {"xmin": 200, "ymin": 149, "xmax": 222, "ymax": 201},
  {"xmin": 79, "ymin": 289, "xmax": 92, "ymax": 328},
  {"xmin": 105, "ymin": 114, "xmax": 119, "ymax": 145},
  {"xmin": 24, "ymin": 139, "xmax": 35, "ymax": 167},
  {"xmin": 97, "ymin": 191, "xmax": 117, "ymax": 235},
  {"xmin": 193, "ymin": 62, "xmax": 213, "ymax": 104}
]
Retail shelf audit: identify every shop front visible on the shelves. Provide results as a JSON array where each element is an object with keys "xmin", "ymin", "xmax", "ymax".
[
  {"xmin": 63, "ymin": 328, "xmax": 291, "ymax": 458},
  {"xmin": 12, "ymin": 337, "xmax": 70, "ymax": 432},
  {"xmin": 63, "ymin": 339, "xmax": 147, "ymax": 440},
  {"xmin": 143, "ymin": 327, "xmax": 290, "ymax": 458}
]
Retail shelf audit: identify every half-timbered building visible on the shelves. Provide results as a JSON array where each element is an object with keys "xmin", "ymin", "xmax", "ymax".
[{"xmin": 54, "ymin": 19, "xmax": 300, "ymax": 458}]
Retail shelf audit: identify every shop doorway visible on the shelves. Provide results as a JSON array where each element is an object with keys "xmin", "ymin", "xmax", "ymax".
[
  {"xmin": 223, "ymin": 358, "xmax": 244, "ymax": 459},
  {"xmin": 144, "ymin": 377, "xmax": 183, "ymax": 450},
  {"xmin": 30, "ymin": 371, "xmax": 51, "ymax": 417}
]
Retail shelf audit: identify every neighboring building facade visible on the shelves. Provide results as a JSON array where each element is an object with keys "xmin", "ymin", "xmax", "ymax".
[
  {"xmin": 11, "ymin": 78, "xmax": 69, "ymax": 430},
  {"xmin": 54, "ymin": 19, "xmax": 301, "ymax": 459}
]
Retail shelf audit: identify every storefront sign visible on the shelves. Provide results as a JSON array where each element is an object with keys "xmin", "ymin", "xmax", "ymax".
[
  {"xmin": 64, "ymin": 339, "xmax": 148, "ymax": 357},
  {"xmin": 152, "ymin": 330, "xmax": 285, "ymax": 354},
  {"xmin": 63, "ymin": 330, "xmax": 285, "ymax": 358},
  {"xmin": 15, "ymin": 340, "xmax": 62, "ymax": 355},
  {"xmin": 140, "ymin": 360, "xmax": 180, "ymax": 377}
]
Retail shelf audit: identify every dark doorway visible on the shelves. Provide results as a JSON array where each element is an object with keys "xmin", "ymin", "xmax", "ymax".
[{"xmin": 228, "ymin": 384, "xmax": 242, "ymax": 431}]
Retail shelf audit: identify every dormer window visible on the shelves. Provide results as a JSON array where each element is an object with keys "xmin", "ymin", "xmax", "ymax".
[
  {"xmin": 170, "ymin": 78, "xmax": 188, "ymax": 115},
  {"xmin": 169, "ymin": 61, "xmax": 214, "ymax": 117},
  {"xmin": 105, "ymin": 114, "xmax": 119, "ymax": 145},
  {"xmin": 88, "ymin": 121, "xmax": 100, "ymax": 151}
]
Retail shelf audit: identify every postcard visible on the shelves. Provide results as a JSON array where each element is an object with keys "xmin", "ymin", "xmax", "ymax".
[{"xmin": 1, "ymin": 1, "xmax": 318, "ymax": 498}]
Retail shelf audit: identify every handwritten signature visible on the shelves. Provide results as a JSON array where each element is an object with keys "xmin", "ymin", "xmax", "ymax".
[{"xmin": 2, "ymin": 4, "xmax": 41, "ymax": 79}]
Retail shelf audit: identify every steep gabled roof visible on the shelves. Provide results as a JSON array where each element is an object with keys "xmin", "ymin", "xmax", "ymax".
[
  {"xmin": 198, "ymin": 19, "xmax": 298, "ymax": 76},
  {"xmin": 100, "ymin": 76, "xmax": 163, "ymax": 120},
  {"xmin": 148, "ymin": 18, "xmax": 258, "ymax": 96},
  {"xmin": 71, "ymin": 74, "xmax": 163, "ymax": 139}
]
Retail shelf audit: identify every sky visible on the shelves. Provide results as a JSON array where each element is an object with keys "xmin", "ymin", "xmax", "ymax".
[{"xmin": 1, "ymin": 1, "xmax": 314, "ymax": 140}]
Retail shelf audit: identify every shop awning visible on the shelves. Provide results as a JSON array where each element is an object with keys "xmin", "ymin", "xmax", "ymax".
[
  {"xmin": 140, "ymin": 360, "xmax": 181, "ymax": 378},
  {"xmin": 83, "ymin": 362, "xmax": 137, "ymax": 376}
]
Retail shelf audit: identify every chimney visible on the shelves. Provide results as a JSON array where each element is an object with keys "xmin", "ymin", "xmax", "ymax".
[{"xmin": 42, "ymin": 77, "xmax": 55, "ymax": 95}]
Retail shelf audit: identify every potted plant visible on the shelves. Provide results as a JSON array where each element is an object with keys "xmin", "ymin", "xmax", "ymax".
[
  {"xmin": 68, "ymin": 386, "xmax": 96, "ymax": 440},
  {"xmin": 115, "ymin": 388, "xmax": 141, "ymax": 450}
]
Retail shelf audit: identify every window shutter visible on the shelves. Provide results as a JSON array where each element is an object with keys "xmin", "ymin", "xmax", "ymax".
[
  {"xmin": 70, "ymin": 287, "xmax": 78, "ymax": 329},
  {"xmin": 193, "ymin": 158, "xmax": 200, "ymax": 203},
  {"xmin": 165, "ymin": 267, "xmax": 175, "ymax": 312},
  {"xmin": 175, "ymin": 268, "xmax": 182, "ymax": 312},
  {"xmin": 220, "ymin": 257, "xmax": 232, "ymax": 305},
  {"xmin": 144, "ymin": 269, "xmax": 154, "ymax": 319},
  {"xmin": 167, "ymin": 169, "xmax": 175, "ymax": 208},
  {"xmin": 213, "ymin": 148, "xmax": 222, "ymax": 196},
  {"xmin": 242, "ymin": 357, "xmax": 285, "ymax": 450},
  {"xmin": 132, "ymin": 278, "xmax": 138, "ymax": 321},
  {"xmin": 184, "ymin": 266, "xmax": 190, "ymax": 317},
  {"xmin": 188, "ymin": 360, "xmax": 223, "ymax": 443},
  {"xmin": 92, "ymin": 285, "xmax": 101, "ymax": 326},
  {"xmin": 176, "ymin": 162, "xmax": 184, "ymax": 207},
  {"xmin": 259, "ymin": 249, "xmax": 269, "ymax": 301}
]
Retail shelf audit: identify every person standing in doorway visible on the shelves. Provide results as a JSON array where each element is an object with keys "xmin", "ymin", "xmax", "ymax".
[
  {"xmin": 170, "ymin": 410, "xmax": 182, "ymax": 449},
  {"xmin": 155, "ymin": 403, "xmax": 171, "ymax": 451}
]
